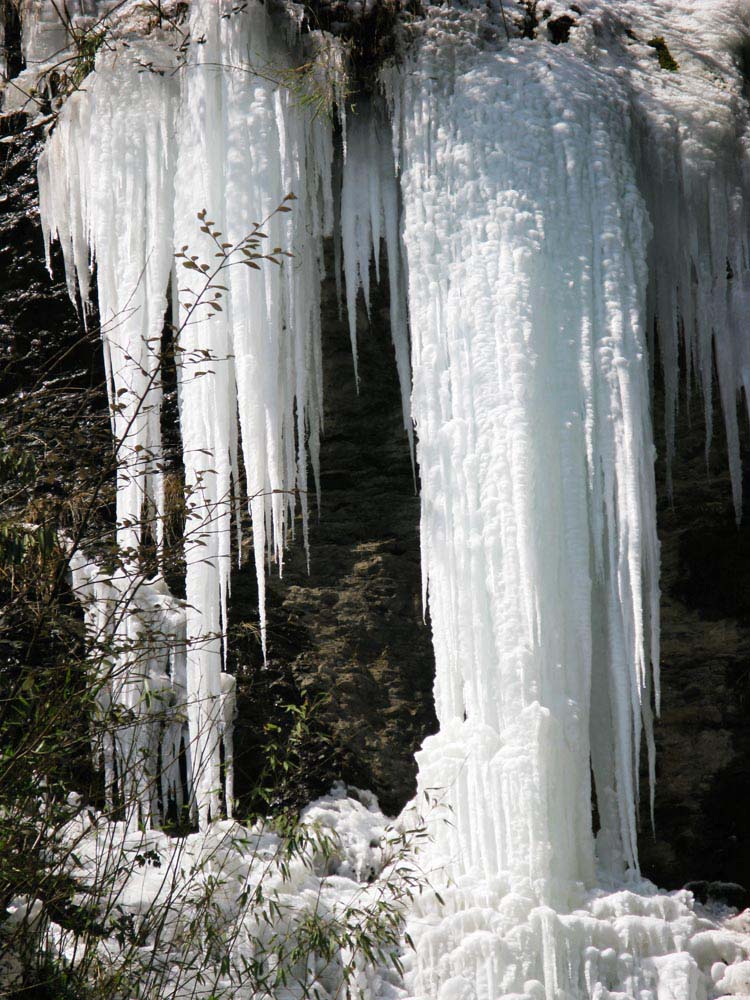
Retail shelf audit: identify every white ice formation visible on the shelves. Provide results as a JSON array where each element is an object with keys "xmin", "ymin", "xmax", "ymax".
[
  {"xmin": 27, "ymin": 0, "xmax": 750, "ymax": 996},
  {"xmin": 37, "ymin": 0, "xmax": 344, "ymax": 826},
  {"xmin": 16, "ymin": 785, "xmax": 750, "ymax": 1000},
  {"xmin": 65, "ymin": 543, "xmax": 238, "ymax": 830},
  {"xmin": 382, "ymin": 4, "xmax": 750, "ymax": 997}
]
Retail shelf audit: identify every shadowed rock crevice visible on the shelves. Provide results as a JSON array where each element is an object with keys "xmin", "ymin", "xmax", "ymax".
[
  {"xmin": 639, "ymin": 373, "xmax": 750, "ymax": 890},
  {"xmin": 230, "ymin": 244, "xmax": 437, "ymax": 817}
]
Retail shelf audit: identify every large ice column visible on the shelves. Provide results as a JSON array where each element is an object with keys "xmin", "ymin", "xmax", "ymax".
[
  {"xmin": 38, "ymin": 44, "xmax": 176, "ymax": 556},
  {"xmin": 173, "ymin": 0, "xmax": 333, "ymax": 825},
  {"xmin": 386, "ymin": 6, "xmax": 750, "ymax": 996},
  {"xmin": 390, "ymin": 28, "xmax": 659, "ymax": 903}
]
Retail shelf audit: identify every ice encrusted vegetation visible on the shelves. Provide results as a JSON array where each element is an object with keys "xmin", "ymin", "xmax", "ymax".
[{"xmin": 3, "ymin": 0, "xmax": 750, "ymax": 997}]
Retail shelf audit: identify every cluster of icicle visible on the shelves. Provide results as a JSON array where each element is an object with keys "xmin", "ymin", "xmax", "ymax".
[
  {"xmin": 65, "ymin": 544, "xmax": 236, "ymax": 829},
  {"xmin": 35, "ymin": 0, "xmax": 750, "ymax": 995},
  {"xmin": 37, "ymin": 0, "xmax": 409, "ymax": 827}
]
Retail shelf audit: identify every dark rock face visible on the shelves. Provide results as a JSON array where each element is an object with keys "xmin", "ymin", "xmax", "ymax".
[
  {"xmin": 546, "ymin": 14, "xmax": 576, "ymax": 44},
  {"xmin": 0, "ymin": 110, "xmax": 110, "ymax": 517},
  {"xmin": 277, "ymin": 268, "xmax": 437, "ymax": 815},
  {"xmin": 0, "ymin": 115, "xmax": 88, "ymax": 396},
  {"xmin": 231, "ymin": 254, "xmax": 437, "ymax": 817},
  {"xmin": 638, "ymin": 388, "xmax": 750, "ymax": 890},
  {"xmin": 684, "ymin": 880, "xmax": 750, "ymax": 911}
]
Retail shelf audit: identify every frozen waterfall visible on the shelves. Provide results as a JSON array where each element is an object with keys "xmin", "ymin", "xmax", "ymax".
[
  {"xmin": 30, "ymin": 0, "xmax": 750, "ymax": 995},
  {"xmin": 39, "ymin": 0, "xmax": 340, "ymax": 826},
  {"xmin": 390, "ymin": 22, "xmax": 659, "ymax": 903}
]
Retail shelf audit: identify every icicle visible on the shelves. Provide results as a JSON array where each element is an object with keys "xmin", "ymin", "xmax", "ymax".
[
  {"xmin": 0, "ymin": 4, "xmax": 6, "ymax": 84},
  {"xmin": 39, "ymin": 45, "xmax": 183, "ymax": 829},
  {"xmin": 40, "ymin": 1, "xmax": 335, "ymax": 827},
  {"xmin": 341, "ymin": 99, "xmax": 414, "ymax": 451},
  {"xmin": 38, "ymin": 43, "xmax": 176, "ymax": 557},
  {"xmin": 173, "ymin": 0, "xmax": 333, "ymax": 823}
]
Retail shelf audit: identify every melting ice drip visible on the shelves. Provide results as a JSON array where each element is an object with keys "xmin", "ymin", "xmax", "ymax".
[{"xmin": 33, "ymin": 0, "xmax": 750, "ymax": 995}]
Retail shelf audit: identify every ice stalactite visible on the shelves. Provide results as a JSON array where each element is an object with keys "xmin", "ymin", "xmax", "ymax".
[
  {"xmin": 38, "ymin": 0, "xmax": 338, "ymax": 826},
  {"xmin": 377, "ymin": 4, "xmax": 750, "ymax": 997},
  {"xmin": 625, "ymin": 1, "xmax": 750, "ymax": 512},
  {"xmin": 39, "ymin": 44, "xmax": 189, "ymax": 823},
  {"xmin": 388, "ymin": 15, "xmax": 658, "ymax": 907},
  {"xmin": 38, "ymin": 46, "xmax": 183, "ymax": 829},
  {"xmin": 38, "ymin": 41, "xmax": 176, "ymax": 556},
  {"xmin": 34, "ymin": 0, "xmax": 411, "ymax": 831},
  {"xmin": 63, "ymin": 537, "xmax": 238, "ymax": 829},
  {"xmin": 66, "ymin": 547, "xmax": 191, "ymax": 828},
  {"xmin": 0, "ymin": 4, "xmax": 5, "ymax": 81},
  {"xmin": 172, "ymin": 0, "xmax": 335, "ymax": 825},
  {"xmin": 342, "ymin": 100, "xmax": 414, "ymax": 455}
]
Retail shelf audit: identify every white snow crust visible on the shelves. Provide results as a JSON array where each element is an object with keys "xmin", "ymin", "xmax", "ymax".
[{"xmin": 34, "ymin": 786, "xmax": 411, "ymax": 1000}]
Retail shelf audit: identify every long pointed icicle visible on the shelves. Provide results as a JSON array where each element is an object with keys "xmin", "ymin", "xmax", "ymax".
[
  {"xmin": 39, "ymin": 1, "xmax": 335, "ymax": 827},
  {"xmin": 38, "ymin": 41, "xmax": 176, "ymax": 557},
  {"xmin": 174, "ymin": 0, "xmax": 333, "ymax": 823},
  {"xmin": 341, "ymin": 99, "xmax": 414, "ymax": 457}
]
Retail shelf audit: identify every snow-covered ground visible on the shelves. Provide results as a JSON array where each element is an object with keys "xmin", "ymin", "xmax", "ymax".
[
  {"xmin": 4, "ymin": 786, "xmax": 416, "ymax": 1000},
  {"xmin": 4, "ymin": 785, "xmax": 750, "ymax": 1000}
]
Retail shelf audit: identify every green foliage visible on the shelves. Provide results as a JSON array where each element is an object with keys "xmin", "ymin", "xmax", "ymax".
[
  {"xmin": 258, "ymin": 694, "xmax": 334, "ymax": 818},
  {"xmin": 66, "ymin": 25, "xmax": 109, "ymax": 90}
]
